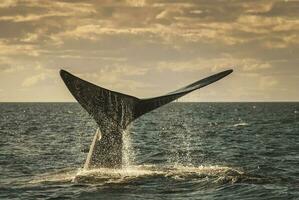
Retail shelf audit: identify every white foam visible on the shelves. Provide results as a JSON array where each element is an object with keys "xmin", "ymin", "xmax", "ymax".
[
  {"xmin": 29, "ymin": 169, "xmax": 78, "ymax": 184},
  {"xmin": 29, "ymin": 165, "xmax": 244, "ymax": 184},
  {"xmin": 233, "ymin": 122, "xmax": 249, "ymax": 127}
]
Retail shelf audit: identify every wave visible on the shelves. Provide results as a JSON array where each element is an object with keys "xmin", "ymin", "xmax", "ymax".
[{"xmin": 233, "ymin": 122, "xmax": 249, "ymax": 127}]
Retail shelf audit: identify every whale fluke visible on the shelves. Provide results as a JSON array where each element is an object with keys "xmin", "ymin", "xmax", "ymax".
[{"xmin": 60, "ymin": 69, "xmax": 233, "ymax": 169}]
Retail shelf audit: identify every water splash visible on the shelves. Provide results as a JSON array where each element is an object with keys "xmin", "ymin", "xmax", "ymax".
[
  {"xmin": 122, "ymin": 128, "xmax": 135, "ymax": 168},
  {"xmin": 168, "ymin": 121, "xmax": 193, "ymax": 166},
  {"xmin": 181, "ymin": 123, "xmax": 193, "ymax": 166},
  {"xmin": 29, "ymin": 164, "xmax": 270, "ymax": 185}
]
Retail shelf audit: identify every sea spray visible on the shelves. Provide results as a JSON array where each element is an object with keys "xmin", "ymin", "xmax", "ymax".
[
  {"xmin": 181, "ymin": 123, "xmax": 193, "ymax": 166},
  {"xmin": 122, "ymin": 128, "xmax": 135, "ymax": 168},
  {"xmin": 168, "ymin": 120, "xmax": 193, "ymax": 167}
]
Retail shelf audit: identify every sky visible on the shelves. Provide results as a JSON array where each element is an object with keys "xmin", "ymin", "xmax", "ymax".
[{"xmin": 0, "ymin": 0, "xmax": 298, "ymax": 102}]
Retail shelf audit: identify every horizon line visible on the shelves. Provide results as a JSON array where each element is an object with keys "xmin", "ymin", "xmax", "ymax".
[{"xmin": 0, "ymin": 101, "xmax": 299, "ymax": 103}]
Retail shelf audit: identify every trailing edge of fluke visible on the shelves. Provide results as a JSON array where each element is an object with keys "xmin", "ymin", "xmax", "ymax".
[{"xmin": 60, "ymin": 68, "xmax": 233, "ymax": 168}]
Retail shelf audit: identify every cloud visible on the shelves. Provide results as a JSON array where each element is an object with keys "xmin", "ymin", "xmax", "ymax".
[
  {"xmin": 22, "ymin": 73, "xmax": 46, "ymax": 87},
  {"xmin": 1, "ymin": 0, "xmax": 298, "ymax": 52},
  {"xmin": 259, "ymin": 76, "xmax": 278, "ymax": 90},
  {"xmin": 0, "ymin": 0, "xmax": 96, "ymax": 22},
  {"xmin": 126, "ymin": 0, "xmax": 146, "ymax": 7},
  {"xmin": 48, "ymin": 1, "xmax": 298, "ymax": 50},
  {"xmin": 0, "ymin": 62, "xmax": 11, "ymax": 72},
  {"xmin": 0, "ymin": 58, "xmax": 24, "ymax": 73},
  {"xmin": 0, "ymin": 0, "xmax": 17, "ymax": 8},
  {"xmin": 0, "ymin": 0, "xmax": 298, "ymax": 101},
  {"xmin": 0, "ymin": 40, "xmax": 40, "ymax": 56},
  {"xmin": 156, "ymin": 56, "xmax": 272, "ymax": 73}
]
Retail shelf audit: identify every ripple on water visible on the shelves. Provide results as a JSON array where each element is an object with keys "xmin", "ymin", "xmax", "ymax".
[{"xmin": 1, "ymin": 103, "xmax": 298, "ymax": 199}]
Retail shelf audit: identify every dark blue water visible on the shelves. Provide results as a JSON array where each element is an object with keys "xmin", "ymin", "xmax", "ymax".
[{"xmin": 0, "ymin": 103, "xmax": 298, "ymax": 199}]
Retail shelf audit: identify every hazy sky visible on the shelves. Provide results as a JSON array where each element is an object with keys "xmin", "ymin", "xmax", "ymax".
[{"xmin": 0, "ymin": 0, "xmax": 298, "ymax": 102}]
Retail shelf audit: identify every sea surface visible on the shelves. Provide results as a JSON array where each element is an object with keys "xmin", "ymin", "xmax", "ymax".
[{"xmin": 0, "ymin": 102, "xmax": 298, "ymax": 199}]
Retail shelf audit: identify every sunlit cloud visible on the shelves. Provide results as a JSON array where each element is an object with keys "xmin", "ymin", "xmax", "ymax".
[
  {"xmin": 0, "ymin": 0, "xmax": 298, "ymax": 101},
  {"xmin": 22, "ymin": 73, "xmax": 46, "ymax": 87},
  {"xmin": 0, "ymin": 0, "xmax": 17, "ymax": 8}
]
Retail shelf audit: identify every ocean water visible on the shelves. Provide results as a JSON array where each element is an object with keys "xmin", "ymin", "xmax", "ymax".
[{"xmin": 0, "ymin": 102, "xmax": 298, "ymax": 199}]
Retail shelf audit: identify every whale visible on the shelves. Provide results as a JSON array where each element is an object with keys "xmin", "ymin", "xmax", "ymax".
[{"xmin": 60, "ymin": 69, "xmax": 233, "ymax": 169}]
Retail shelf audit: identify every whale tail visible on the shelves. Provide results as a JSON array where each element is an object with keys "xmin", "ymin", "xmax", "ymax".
[{"xmin": 60, "ymin": 69, "xmax": 233, "ymax": 168}]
